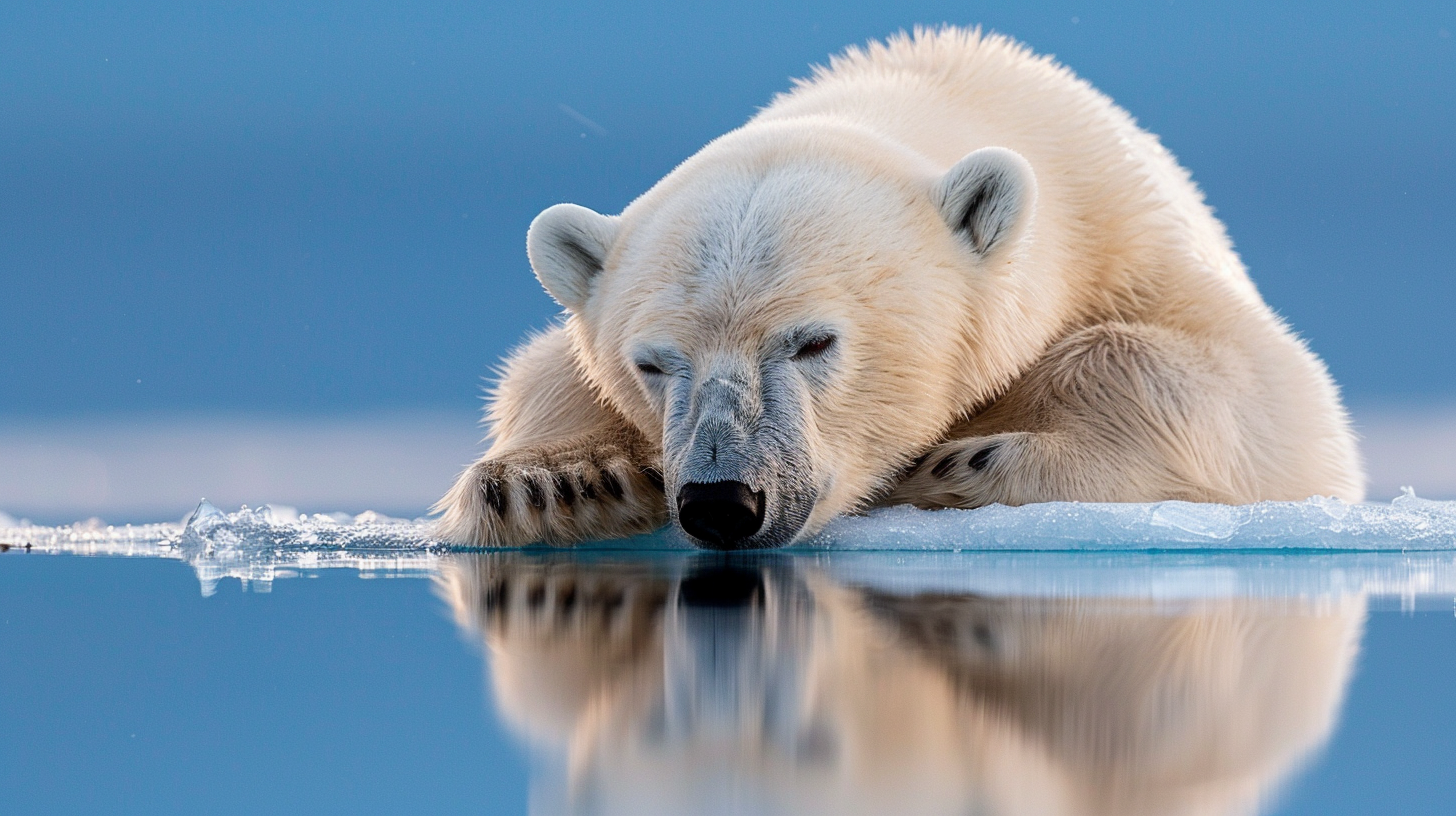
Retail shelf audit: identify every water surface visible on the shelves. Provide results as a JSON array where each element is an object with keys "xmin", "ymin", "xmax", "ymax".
[{"xmin": 3, "ymin": 505, "xmax": 1455, "ymax": 814}]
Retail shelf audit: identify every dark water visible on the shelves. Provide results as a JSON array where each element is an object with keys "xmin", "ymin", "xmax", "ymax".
[{"xmin": 2, "ymin": 551, "xmax": 1453, "ymax": 815}]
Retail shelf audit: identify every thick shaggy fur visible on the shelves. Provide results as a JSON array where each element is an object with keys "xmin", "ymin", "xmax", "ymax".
[
  {"xmin": 439, "ymin": 555, "xmax": 1364, "ymax": 815},
  {"xmin": 436, "ymin": 28, "xmax": 1363, "ymax": 547}
]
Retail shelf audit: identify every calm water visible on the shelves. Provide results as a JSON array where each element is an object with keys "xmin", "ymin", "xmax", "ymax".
[{"xmin": 3, "ymin": 549, "xmax": 1454, "ymax": 815}]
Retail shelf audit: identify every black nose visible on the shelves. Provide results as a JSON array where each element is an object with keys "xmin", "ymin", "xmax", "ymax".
[{"xmin": 676, "ymin": 480, "xmax": 766, "ymax": 549}]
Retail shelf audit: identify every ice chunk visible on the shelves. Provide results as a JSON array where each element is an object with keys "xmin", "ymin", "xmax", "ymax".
[
  {"xmin": 1148, "ymin": 501, "xmax": 1240, "ymax": 539},
  {"xmin": 262, "ymin": 504, "xmax": 300, "ymax": 524},
  {"xmin": 182, "ymin": 498, "xmax": 226, "ymax": 529},
  {"xmin": 172, "ymin": 500, "xmax": 440, "ymax": 595}
]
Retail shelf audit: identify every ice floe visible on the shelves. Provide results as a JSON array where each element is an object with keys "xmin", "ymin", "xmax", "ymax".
[
  {"xmin": 3, "ymin": 492, "xmax": 1456, "ymax": 596},
  {"xmin": 803, "ymin": 489, "xmax": 1456, "ymax": 551}
]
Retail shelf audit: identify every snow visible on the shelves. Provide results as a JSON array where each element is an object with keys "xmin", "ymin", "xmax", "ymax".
[{"xmin": 4, "ymin": 492, "xmax": 1456, "ymax": 596}]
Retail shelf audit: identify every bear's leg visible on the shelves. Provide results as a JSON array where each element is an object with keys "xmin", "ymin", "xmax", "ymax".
[
  {"xmin": 434, "ymin": 327, "xmax": 667, "ymax": 546},
  {"xmin": 888, "ymin": 322, "xmax": 1255, "ymax": 508}
]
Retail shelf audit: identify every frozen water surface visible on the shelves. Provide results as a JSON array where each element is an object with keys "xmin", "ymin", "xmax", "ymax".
[{"xmin": 6, "ymin": 497, "xmax": 1456, "ymax": 815}]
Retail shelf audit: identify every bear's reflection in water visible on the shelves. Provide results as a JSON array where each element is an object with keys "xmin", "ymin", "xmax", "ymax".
[{"xmin": 438, "ymin": 555, "xmax": 1362, "ymax": 816}]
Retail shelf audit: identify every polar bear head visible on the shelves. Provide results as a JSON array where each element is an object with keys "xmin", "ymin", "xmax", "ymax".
[{"xmin": 528, "ymin": 122, "xmax": 1040, "ymax": 548}]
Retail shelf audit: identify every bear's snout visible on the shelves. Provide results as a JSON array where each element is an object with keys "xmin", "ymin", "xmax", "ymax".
[{"xmin": 676, "ymin": 481, "xmax": 766, "ymax": 549}]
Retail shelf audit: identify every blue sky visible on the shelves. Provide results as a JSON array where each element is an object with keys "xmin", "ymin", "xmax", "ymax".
[{"xmin": 2, "ymin": 0, "xmax": 1452, "ymax": 417}]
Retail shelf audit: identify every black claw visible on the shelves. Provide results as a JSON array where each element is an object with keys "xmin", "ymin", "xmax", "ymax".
[
  {"xmin": 484, "ymin": 580, "xmax": 507, "ymax": 610},
  {"xmin": 930, "ymin": 455, "xmax": 958, "ymax": 478},
  {"xmin": 601, "ymin": 589, "xmax": 625, "ymax": 619},
  {"xmin": 525, "ymin": 478, "xmax": 547, "ymax": 511},
  {"xmin": 640, "ymin": 466, "xmax": 665, "ymax": 492},
  {"xmin": 526, "ymin": 582, "xmax": 546, "ymax": 608},
  {"xmin": 934, "ymin": 618, "xmax": 956, "ymax": 646},
  {"xmin": 601, "ymin": 469, "xmax": 624, "ymax": 500},
  {"xmin": 553, "ymin": 473, "xmax": 576, "ymax": 506},
  {"xmin": 972, "ymin": 622, "xmax": 995, "ymax": 649},
  {"xmin": 579, "ymin": 476, "xmax": 598, "ymax": 500},
  {"xmin": 484, "ymin": 479, "xmax": 508, "ymax": 515},
  {"xmin": 967, "ymin": 443, "xmax": 1000, "ymax": 472},
  {"xmin": 909, "ymin": 453, "xmax": 931, "ymax": 472}
]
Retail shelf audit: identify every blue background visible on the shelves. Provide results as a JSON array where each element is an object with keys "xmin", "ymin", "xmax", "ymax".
[{"xmin": 2, "ymin": 0, "xmax": 1452, "ymax": 417}]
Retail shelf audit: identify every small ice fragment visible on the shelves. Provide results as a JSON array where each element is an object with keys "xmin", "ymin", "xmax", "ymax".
[
  {"xmin": 262, "ymin": 504, "xmax": 300, "ymax": 524},
  {"xmin": 353, "ymin": 510, "xmax": 403, "ymax": 525},
  {"xmin": 1147, "ymin": 501, "xmax": 1238, "ymax": 539},
  {"xmin": 183, "ymin": 499, "xmax": 226, "ymax": 530},
  {"xmin": 1307, "ymin": 494, "xmax": 1351, "ymax": 521}
]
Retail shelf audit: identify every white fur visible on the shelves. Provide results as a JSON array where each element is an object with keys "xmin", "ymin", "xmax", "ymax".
[{"xmin": 435, "ymin": 27, "xmax": 1363, "ymax": 547}]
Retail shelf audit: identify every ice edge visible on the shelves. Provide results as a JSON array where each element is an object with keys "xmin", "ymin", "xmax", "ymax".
[{"xmin": 3, "ymin": 492, "xmax": 1456, "ymax": 595}]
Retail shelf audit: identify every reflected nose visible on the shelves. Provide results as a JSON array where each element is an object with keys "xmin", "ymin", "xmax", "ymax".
[
  {"xmin": 677, "ymin": 565, "xmax": 763, "ymax": 608},
  {"xmin": 676, "ymin": 481, "xmax": 766, "ymax": 549}
]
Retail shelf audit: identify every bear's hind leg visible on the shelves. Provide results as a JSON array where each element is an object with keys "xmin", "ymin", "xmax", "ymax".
[{"xmin": 888, "ymin": 322, "xmax": 1254, "ymax": 508}]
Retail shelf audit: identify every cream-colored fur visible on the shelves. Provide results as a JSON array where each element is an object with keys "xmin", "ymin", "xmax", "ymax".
[
  {"xmin": 439, "ymin": 555, "xmax": 1364, "ymax": 815},
  {"xmin": 436, "ymin": 27, "xmax": 1363, "ymax": 547}
]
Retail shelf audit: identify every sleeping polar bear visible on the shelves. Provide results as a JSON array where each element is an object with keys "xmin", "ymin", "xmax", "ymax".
[{"xmin": 437, "ymin": 27, "xmax": 1364, "ymax": 548}]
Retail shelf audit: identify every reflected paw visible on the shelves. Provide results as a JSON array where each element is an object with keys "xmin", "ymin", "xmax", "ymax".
[{"xmin": 471, "ymin": 562, "xmax": 671, "ymax": 649}]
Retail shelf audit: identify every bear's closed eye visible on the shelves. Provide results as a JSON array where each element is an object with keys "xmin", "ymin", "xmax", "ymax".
[{"xmin": 793, "ymin": 335, "xmax": 835, "ymax": 359}]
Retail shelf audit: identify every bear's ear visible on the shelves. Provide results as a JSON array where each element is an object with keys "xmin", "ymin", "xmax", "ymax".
[
  {"xmin": 933, "ymin": 147, "xmax": 1036, "ymax": 258},
  {"xmin": 527, "ymin": 203, "xmax": 621, "ymax": 312}
]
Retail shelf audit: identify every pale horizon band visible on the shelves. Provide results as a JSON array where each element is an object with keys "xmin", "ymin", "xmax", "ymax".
[{"xmin": 0, "ymin": 407, "xmax": 1452, "ymax": 525}]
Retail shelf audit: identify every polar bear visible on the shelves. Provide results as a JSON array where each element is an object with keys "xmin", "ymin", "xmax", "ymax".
[{"xmin": 436, "ymin": 27, "xmax": 1363, "ymax": 548}]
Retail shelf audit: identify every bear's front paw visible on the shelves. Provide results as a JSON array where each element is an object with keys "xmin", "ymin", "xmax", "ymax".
[
  {"xmin": 888, "ymin": 432, "xmax": 1039, "ymax": 509},
  {"xmin": 435, "ymin": 448, "xmax": 668, "ymax": 546}
]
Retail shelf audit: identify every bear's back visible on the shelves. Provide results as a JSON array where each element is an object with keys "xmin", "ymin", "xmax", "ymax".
[{"xmin": 755, "ymin": 27, "xmax": 1260, "ymax": 314}]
